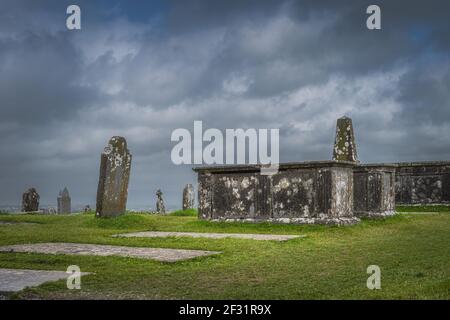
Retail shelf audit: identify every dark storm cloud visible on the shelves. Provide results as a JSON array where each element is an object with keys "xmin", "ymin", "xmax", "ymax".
[
  {"xmin": 0, "ymin": 0, "xmax": 449, "ymax": 209},
  {"xmin": 0, "ymin": 32, "xmax": 102, "ymax": 124}
]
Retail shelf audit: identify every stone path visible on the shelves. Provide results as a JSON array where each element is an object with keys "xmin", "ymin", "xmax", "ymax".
[
  {"xmin": 0, "ymin": 221, "xmax": 36, "ymax": 225},
  {"xmin": 114, "ymin": 231, "xmax": 304, "ymax": 241},
  {"xmin": 0, "ymin": 243, "xmax": 220, "ymax": 262},
  {"xmin": 0, "ymin": 268, "xmax": 89, "ymax": 292}
]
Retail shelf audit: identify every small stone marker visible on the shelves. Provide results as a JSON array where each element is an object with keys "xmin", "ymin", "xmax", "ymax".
[
  {"xmin": 22, "ymin": 188, "xmax": 39, "ymax": 212},
  {"xmin": 156, "ymin": 189, "xmax": 166, "ymax": 214},
  {"xmin": 182, "ymin": 184, "xmax": 195, "ymax": 210},
  {"xmin": 332, "ymin": 116, "xmax": 358, "ymax": 162},
  {"xmin": 57, "ymin": 187, "xmax": 71, "ymax": 214},
  {"xmin": 0, "ymin": 243, "xmax": 220, "ymax": 262},
  {"xmin": 96, "ymin": 136, "xmax": 132, "ymax": 218},
  {"xmin": 114, "ymin": 231, "xmax": 305, "ymax": 241}
]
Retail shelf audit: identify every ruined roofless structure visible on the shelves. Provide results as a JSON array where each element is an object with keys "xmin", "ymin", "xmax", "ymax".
[{"xmin": 193, "ymin": 116, "xmax": 450, "ymax": 225}]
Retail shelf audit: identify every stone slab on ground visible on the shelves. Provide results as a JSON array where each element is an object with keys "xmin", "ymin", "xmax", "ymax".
[
  {"xmin": 0, "ymin": 243, "xmax": 220, "ymax": 262},
  {"xmin": 0, "ymin": 268, "xmax": 88, "ymax": 292},
  {"xmin": 0, "ymin": 221, "xmax": 37, "ymax": 225},
  {"xmin": 114, "ymin": 231, "xmax": 304, "ymax": 241}
]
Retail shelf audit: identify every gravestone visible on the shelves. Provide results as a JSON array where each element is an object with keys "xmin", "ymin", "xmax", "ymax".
[
  {"xmin": 22, "ymin": 188, "xmax": 39, "ymax": 212},
  {"xmin": 57, "ymin": 187, "xmax": 71, "ymax": 214},
  {"xmin": 96, "ymin": 136, "xmax": 132, "ymax": 218},
  {"xmin": 156, "ymin": 189, "xmax": 166, "ymax": 214},
  {"xmin": 182, "ymin": 184, "xmax": 195, "ymax": 210},
  {"xmin": 332, "ymin": 116, "xmax": 358, "ymax": 163}
]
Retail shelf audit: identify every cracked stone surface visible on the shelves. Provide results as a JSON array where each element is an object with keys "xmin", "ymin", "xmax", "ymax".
[
  {"xmin": 114, "ymin": 231, "xmax": 304, "ymax": 241},
  {"xmin": 0, "ymin": 268, "xmax": 89, "ymax": 292},
  {"xmin": 0, "ymin": 243, "xmax": 220, "ymax": 262}
]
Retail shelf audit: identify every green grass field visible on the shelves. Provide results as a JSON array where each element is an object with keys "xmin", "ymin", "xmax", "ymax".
[{"xmin": 0, "ymin": 208, "xmax": 449, "ymax": 300}]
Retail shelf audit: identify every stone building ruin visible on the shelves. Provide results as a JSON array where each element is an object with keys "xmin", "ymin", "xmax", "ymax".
[{"xmin": 194, "ymin": 116, "xmax": 449, "ymax": 225}]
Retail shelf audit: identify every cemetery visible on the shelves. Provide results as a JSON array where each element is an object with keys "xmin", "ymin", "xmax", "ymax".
[{"xmin": 0, "ymin": 117, "xmax": 449, "ymax": 300}]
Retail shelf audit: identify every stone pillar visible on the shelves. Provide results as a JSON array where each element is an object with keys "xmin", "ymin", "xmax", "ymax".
[
  {"xmin": 96, "ymin": 136, "xmax": 132, "ymax": 218},
  {"xmin": 57, "ymin": 187, "xmax": 71, "ymax": 214},
  {"xmin": 182, "ymin": 184, "xmax": 195, "ymax": 210},
  {"xmin": 353, "ymin": 165, "xmax": 396, "ymax": 217},
  {"xmin": 22, "ymin": 188, "xmax": 40, "ymax": 212},
  {"xmin": 332, "ymin": 116, "xmax": 358, "ymax": 163},
  {"xmin": 156, "ymin": 189, "xmax": 166, "ymax": 214}
]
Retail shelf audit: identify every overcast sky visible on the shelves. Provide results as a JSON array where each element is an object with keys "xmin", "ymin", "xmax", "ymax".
[{"xmin": 0, "ymin": 0, "xmax": 449, "ymax": 210}]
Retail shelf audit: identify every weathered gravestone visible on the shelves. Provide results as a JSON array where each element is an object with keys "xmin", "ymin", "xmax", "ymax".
[
  {"xmin": 156, "ymin": 189, "xmax": 166, "ymax": 214},
  {"xmin": 182, "ymin": 184, "xmax": 195, "ymax": 210},
  {"xmin": 57, "ymin": 187, "xmax": 71, "ymax": 214},
  {"xmin": 96, "ymin": 136, "xmax": 132, "ymax": 218},
  {"xmin": 22, "ymin": 188, "xmax": 40, "ymax": 212},
  {"xmin": 332, "ymin": 116, "xmax": 358, "ymax": 163}
]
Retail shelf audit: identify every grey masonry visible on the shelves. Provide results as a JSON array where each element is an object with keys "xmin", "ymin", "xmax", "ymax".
[
  {"xmin": 57, "ymin": 187, "xmax": 71, "ymax": 214},
  {"xmin": 353, "ymin": 165, "xmax": 396, "ymax": 217},
  {"xmin": 393, "ymin": 161, "xmax": 450, "ymax": 204},
  {"xmin": 194, "ymin": 161, "xmax": 359, "ymax": 225},
  {"xmin": 96, "ymin": 136, "xmax": 132, "ymax": 218},
  {"xmin": 182, "ymin": 184, "xmax": 195, "ymax": 210},
  {"xmin": 193, "ymin": 116, "xmax": 450, "ymax": 224},
  {"xmin": 22, "ymin": 188, "xmax": 39, "ymax": 212},
  {"xmin": 193, "ymin": 116, "xmax": 397, "ymax": 224}
]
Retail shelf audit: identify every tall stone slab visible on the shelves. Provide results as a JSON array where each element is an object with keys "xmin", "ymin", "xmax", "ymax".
[
  {"xmin": 96, "ymin": 136, "xmax": 132, "ymax": 218},
  {"xmin": 22, "ymin": 188, "xmax": 40, "ymax": 212},
  {"xmin": 57, "ymin": 187, "xmax": 71, "ymax": 214},
  {"xmin": 182, "ymin": 184, "xmax": 195, "ymax": 210},
  {"xmin": 156, "ymin": 189, "xmax": 166, "ymax": 214},
  {"xmin": 332, "ymin": 116, "xmax": 358, "ymax": 163}
]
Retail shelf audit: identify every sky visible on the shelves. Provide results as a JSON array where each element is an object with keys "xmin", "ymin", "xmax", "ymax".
[{"xmin": 0, "ymin": 0, "xmax": 449, "ymax": 210}]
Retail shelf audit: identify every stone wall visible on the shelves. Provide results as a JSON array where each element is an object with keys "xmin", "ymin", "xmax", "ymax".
[
  {"xmin": 392, "ymin": 161, "xmax": 450, "ymax": 204},
  {"xmin": 353, "ymin": 165, "xmax": 396, "ymax": 217},
  {"xmin": 192, "ymin": 116, "xmax": 450, "ymax": 225},
  {"xmin": 194, "ymin": 161, "xmax": 359, "ymax": 225}
]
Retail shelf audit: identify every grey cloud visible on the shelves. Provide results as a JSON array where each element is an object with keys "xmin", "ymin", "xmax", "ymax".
[{"xmin": 0, "ymin": 0, "xmax": 450, "ymax": 209}]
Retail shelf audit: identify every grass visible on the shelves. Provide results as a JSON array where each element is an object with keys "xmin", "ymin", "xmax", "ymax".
[
  {"xmin": 0, "ymin": 208, "xmax": 448, "ymax": 300},
  {"xmin": 169, "ymin": 208, "xmax": 198, "ymax": 216}
]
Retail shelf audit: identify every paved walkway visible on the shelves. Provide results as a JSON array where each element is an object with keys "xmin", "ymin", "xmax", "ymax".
[
  {"xmin": 0, "ymin": 221, "xmax": 36, "ymax": 225},
  {"xmin": 0, "ymin": 268, "xmax": 88, "ymax": 292},
  {"xmin": 114, "ymin": 231, "xmax": 304, "ymax": 241},
  {"xmin": 0, "ymin": 243, "xmax": 220, "ymax": 262}
]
